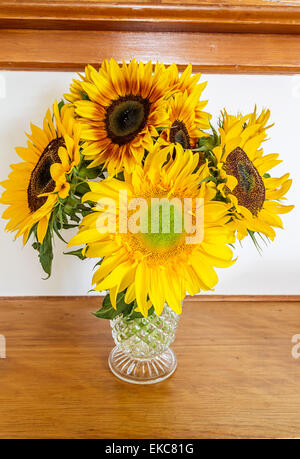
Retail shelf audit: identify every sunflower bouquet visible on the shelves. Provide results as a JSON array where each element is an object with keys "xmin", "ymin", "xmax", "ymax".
[{"xmin": 0, "ymin": 59, "xmax": 294, "ymax": 383}]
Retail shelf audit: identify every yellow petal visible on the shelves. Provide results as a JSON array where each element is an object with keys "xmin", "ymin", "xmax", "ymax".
[
  {"xmin": 37, "ymin": 214, "xmax": 50, "ymax": 243},
  {"xmin": 135, "ymin": 263, "xmax": 149, "ymax": 317}
]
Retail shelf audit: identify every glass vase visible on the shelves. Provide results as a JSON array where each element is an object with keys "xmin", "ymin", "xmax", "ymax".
[{"xmin": 108, "ymin": 304, "xmax": 180, "ymax": 384}]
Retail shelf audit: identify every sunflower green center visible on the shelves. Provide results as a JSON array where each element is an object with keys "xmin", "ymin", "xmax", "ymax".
[
  {"xmin": 105, "ymin": 95, "xmax": 151, "ymax": 146},
  {"xmin": 225, "ymin": 147, "xmax": 265, "ymax": 216},
  {"xmin": 141, "ymin": 201, "xmax": 183, "ymax": 250},
  {"xmin": 170, "ymin": 120, "xmax": 190, "ymax": 149},
  {"xmin": 27, "ymin": 137, "xmax": 64, "ymax": 213}
]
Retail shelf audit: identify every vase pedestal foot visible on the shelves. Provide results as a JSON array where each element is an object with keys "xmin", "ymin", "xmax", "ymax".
[{"xmin": 108, "ymin": 347, "xmax": 177, "ymax": 385}]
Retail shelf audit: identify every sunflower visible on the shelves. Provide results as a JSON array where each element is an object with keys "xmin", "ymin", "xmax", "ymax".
[
  {"xmin": 66, "ymin": 63, "xmax": 106, "ymax": 104},
  {"xmin": 65, "ymin": 59, "xmax": 171, "ymax": 175},
  {"xmin": 212, "ymin": 107, "xmax": 294, "ymax": 241},
  {"xmin": 0, "ymin": 102, "xmax": 81, "ymax": 244},
  {"xmin": 165, "ymin": 63, "xmax": 206, "ymax": 96},
  {"xmin": 161, "ymin": 89, "xmax": 211, "ymax": 151},
  {"xmin": 69, "ymin": 144, "xmax": 235, "ymax": 316}
]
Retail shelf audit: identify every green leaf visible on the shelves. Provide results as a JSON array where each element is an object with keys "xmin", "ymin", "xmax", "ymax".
[
  {"xmin": 92, "ymin": 292, "xmax": 133, "ymax": 320},
  {"xmin": 81, "ymin": 208, "xmax": 93, "ymax": 217},
  {"xmin": 64, "ymin": 248, "xmax": 86, "ymax": 260},
  {"xmin": 62, "ymin": 223, "xmax": 79, "ymax": 229},
  {"xmin": 196, "ymin": 131, "xmax": 219, "ymax": 153},
  {"xmin": 58, "ymin": 99, "xmax": 65, "ymax": 114},
  {"xmin": 75, "ymin": 182, "xmax": 90, "ymax": 197},
  {"xmin": 92, "ymin": 295, "xmax": 117, "ymax": 320},
  {"xmin": 210, "ymin": 122, "xmax": 220, "ymax": 146},
  {"xmin": 77, "ymin": 166, "xmax": 102, "ymax": 180},
  {"xmin": 124, "ymin": 304, "xmax": 155, "ymax": 321},
  {"xmin": 79, "ymin": 91, "xmax": 90, "ymax": 101},
  {"xmin": 93, "ymin": 259, "xmax": 103, "ymax": 269},
  {"xmin": 218, "ymin": 115, "xmax": 224, "ymax": 129},
  {"xmin": 57, "ymin": 204, "xmax": 64, "ymax": 227},
  {"xmin": 53, "ymin": 219, "xmax": 68, "ymax": 244},
  {"xmin": 248, "ymin": 230, "xmax": 263, "ymax": 255},
  {"xmin": 32, "ymin": 242, "xmax": 39, "ymax": 251},
  {"xmin": 191, "ymin": 146, "xmax": 211, "ymax": 153},
  {"xmin": 32, "ymin": 227, "xmax": 54, "ymax": 279},
  {"xmin": 257, "ymin": 231, "xmax": 270, "ymax": 247},
  {"xmin": 114, "ymin": 171, "xmax": 125, "ymax": 181},
  {"xmin": 26, "ymin": 223, "xmax": 38, "ymax": 245},
  {"xmin": 199, "ymin": 175, "xmax": 217, "ymax": 185}
]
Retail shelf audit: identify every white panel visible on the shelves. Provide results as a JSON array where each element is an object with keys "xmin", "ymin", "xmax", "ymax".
[{"xmin": 0, "ymin": 71, "xmax": 298, "ymax": 296}]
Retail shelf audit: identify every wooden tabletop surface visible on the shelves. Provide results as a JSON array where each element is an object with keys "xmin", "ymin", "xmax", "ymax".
[{"xmin": 0, "ymin": 296, "xmax": 300, "ymax": 439}]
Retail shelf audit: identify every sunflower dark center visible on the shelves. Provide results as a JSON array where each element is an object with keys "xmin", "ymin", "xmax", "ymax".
[
  {"xmin": 225, "ymin": 147, "xmax": 265, "ymax": 216},
  {"xmin": 105, "ymin": 95, "xmax": 151, "ymax": 146},
  {"xmin": 27, "ymin": 137, "xmax": 64, "ymax": 213},
  {"xmin": 170, "ymin": 120, "xmax": 190, "ymax": 149}
]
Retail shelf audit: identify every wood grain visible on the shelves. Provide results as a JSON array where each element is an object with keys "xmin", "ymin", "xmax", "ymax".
[
  {"xmin": 2, "ymin": 1, "xmax": 300, "ymax": 34},
  {"xmin": 165, "ymin": 0, "xmax": 299, "ymax": 4},
  {"xmin": 4, "ymin": 0, "xmax": 297, "ymax": 3},
  {"xmin": 186, "ymin": 295, "xmax": 300, "ymax": 302},
  {"xmin": 1, "ymin": 296, "xmax": 300, "ymax": 439},
  {"xmin": 1, "ymin": 29, "xmax": 300, "ymax": 73},
  {"xmin": 1, "ymin": 295, "xmax": 299, "ymax": 302}
]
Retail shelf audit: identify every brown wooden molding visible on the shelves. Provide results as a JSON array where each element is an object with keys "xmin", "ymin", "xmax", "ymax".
[
  {"xmin": 1, "ymin": 29, "xmax": 300, "ymax": 74},
  {"xmin": 1, "ymin": 1, "xmax": 300, "ymax": 34},
  {"xmin": 0, "ymin": 295, "xmax": 299, "ymax": 303}
]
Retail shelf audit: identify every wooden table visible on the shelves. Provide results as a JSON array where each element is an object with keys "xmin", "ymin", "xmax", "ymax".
[{"xmin": 0, "ymin": 296, "xmax": 300, "ymax": 439}]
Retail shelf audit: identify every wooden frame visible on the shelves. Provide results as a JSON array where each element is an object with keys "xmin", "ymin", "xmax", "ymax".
[
  {"xmin": 2, "ymin": 1, "xmax": 300, "ymax": 34},
  {"xmin": 1, "ymin": 1, "xmax": 300, "ymax": 73}
]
